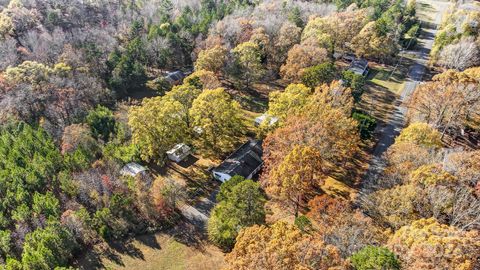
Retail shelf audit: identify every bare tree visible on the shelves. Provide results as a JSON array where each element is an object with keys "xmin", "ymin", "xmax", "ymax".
[{"xmin": 438, "ymin": 38, "xmax": 480, "ymax": 71}]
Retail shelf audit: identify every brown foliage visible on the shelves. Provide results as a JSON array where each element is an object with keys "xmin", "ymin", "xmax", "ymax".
[{"xmin": 225, "ymin": 221, "xmax": 346, "ymax": 270}]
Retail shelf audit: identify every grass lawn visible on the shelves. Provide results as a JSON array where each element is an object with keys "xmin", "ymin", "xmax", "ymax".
[
  {"xmin": 101, "ymin": 233, "xmax": 225, "ymax": 270},
  {"xmin": 367, "ymin": 66, "xmax": 405, "ymax": 94}
]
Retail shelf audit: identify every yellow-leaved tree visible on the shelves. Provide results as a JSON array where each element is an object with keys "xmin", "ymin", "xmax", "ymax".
[
  {"xmin": 267, "ymin": 83, "xmax": 311, "ymax": 121},
  {"xmin": 128, "ymin": 97, "xmax": 188, "ymax": 165},
  {"xmin": 189, "ymin": 88, "xmax": 245, "ymax": 153},
  {"xmin": 225, "ymin": 221, "xmax": 345, "ymax": 270},
  {"xmin": 267, "ymin": 145, "xmax": 325, "ymax": 217},
  {"xmin": 194, "ymin": 45, "xmax": 227, "ymax": 74},
  {"xmin": 388, "ymin": 218, "xmax": 480, "ymax": 270},
  {"xmin": 395, "ymin": 122, "xmax": 442, "ymax": 148}
]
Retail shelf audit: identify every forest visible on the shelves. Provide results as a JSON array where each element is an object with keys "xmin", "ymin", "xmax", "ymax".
[{"xmin": 0, "ymin": 0, "xmax": 478, "ymax": 269}]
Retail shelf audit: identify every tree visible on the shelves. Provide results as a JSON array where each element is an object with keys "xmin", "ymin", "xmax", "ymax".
[
  {"xmin": 267, "ymin": 83, "xmax": 311, "ymax": 121},
  {"xmin": 225, "ymin": 221, "xmax": 345, "ymax": 270},
  {"xmin": 308, "ymin": 80, "xmax": 354, "ymax": 115},
  {"xmin": 164, "ymin": 83, "xmax": 202, "ymax": 129},
  {"xmin": 266, "ymin": 145, "xmax": 325, "ymax": 217},
  {"xmin": 262, "ymin": 105, "xmax": 360, "ymax": 185},
  {"xmin": 272, "ymin": 22, "xmax": 302, "ymax": 69},
  {"xmin": 351, "ymin": 246, "xmax": 400, "ymax": 270},
  {"xmin": 387, "ymin": 218, "xmax": 480, "ymax": 270},
  {"xmin": 308, "ymin": 195, "xmax": 386, "ymax": 257},
  {"xmin": 129, "ymin": 97, "xmax": 188, "ymax": 164},
  {"xmin": 381, "ymin": 142, "xmax": 436, "ymax": 188},
  {"xmin": 350, "ymin": 21, "xmax": 398, "ymax": 62},
  {"xmin": 189, "ymin": 88, "xmax": 245, "ymax": 153},
  {"xmin": 194, "ymin": 45, "xmax": 227, "ymax": 74},
  {"xmin": 407, "ymin": 71, "xmax": 480, "ymax": 136},
  {"xmin": 342, "ymin": 70, "xmax": 366, "ymax": 101},
  {"xmin": 216, "ymin": 175, "xmax": 246, "ymax": 202},
  {"xmin": 301, "ymin": 62, "xmax": 336, "ymax": 88},
  {"xmin": 86, "ymin": 106, "xmax": 116, "ymax": 142},
  {"xmin": 208, "ymin": 179, "xmax": 266, "ymax": 249},
  {"xmin": 231, "ymin": 42, "xmax": 264, "ymax": 89},
  {"xmin": 21, "ymin": 223, "xmax": 78, "ymax": 270},
  {"xmin": 409, "ymin": 164, "xmax": 457, "ymax": 186},
  {"xmin": 438, "ymin": 38, "xmax": 480, "ymax": 71},
  {"xmin": 362, "ymin": 184, "xmax": 422, "ymax": 229},
  {"xmin": 184, "ymin": 69, "xmax": 222, "ymax": 90},
  {"xmin": 395, "ymin": 122, "xmax": 442, "ymax": 148},
  {"xmin": 302, "ymin": 9, "xmax": 369, "ymax": 53},
  {"xmin": 280, "ymin": 43, "xmax": 329, "ymax": 81}
]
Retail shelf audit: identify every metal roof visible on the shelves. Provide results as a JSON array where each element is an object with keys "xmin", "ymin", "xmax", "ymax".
[{"xmin": 214, "ymin": 140, "xmax": 263, "ymax": 178}]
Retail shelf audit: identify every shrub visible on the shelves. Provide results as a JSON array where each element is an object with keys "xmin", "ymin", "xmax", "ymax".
[
  {"xmin": 351, "ymin": 246, "xmax": 400, "ymax": 270},
  {"xmin": 352, "ymin": 111, "xmax": 377, "ymax": 139},
  {"xmin": 301, "ymin": 62, "xmax": 336, "ymax": 89}
]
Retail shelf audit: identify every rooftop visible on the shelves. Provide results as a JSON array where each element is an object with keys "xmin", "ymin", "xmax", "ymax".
[
  {"xmin": 349, "ymin": 58, "xmax": 369, "ymax": 75},
  {"xmin": 214, "ymin": 140, "xmax": 263, "ymax": 178},
  {"xmin": 120, "ymin": 162, "xmax": 147, "ymax": 177}
]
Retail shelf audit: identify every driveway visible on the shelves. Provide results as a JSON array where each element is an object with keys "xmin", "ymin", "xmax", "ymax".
[{"xmin": 362, "ymin": 0, "xmax": 451, "ymax": 190}]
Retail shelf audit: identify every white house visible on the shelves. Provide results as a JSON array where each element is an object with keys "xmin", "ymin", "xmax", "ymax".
[
  {"xmin": 212, "ymin": 139, "xmax": 263, "ymax": 182},
  {"xmin": 167, "ymin": 143, "xmax": 192, "ymax": 163}
]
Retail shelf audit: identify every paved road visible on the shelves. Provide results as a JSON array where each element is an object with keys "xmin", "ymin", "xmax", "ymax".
[{"xmin": 362, "ymin": 0, "xmax": 450, "ymax": 190}]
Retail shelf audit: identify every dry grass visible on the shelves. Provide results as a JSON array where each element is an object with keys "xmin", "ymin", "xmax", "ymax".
[{"xmin": 98, "ymin": 233, "xmax": 225, "ymax": 270}]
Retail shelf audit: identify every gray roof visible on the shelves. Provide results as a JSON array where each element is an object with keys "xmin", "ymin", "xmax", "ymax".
[
  {"xmin": 120, "ymin": 163, "xmax": 147, "ymax": 177},
  {"xmin": 349, "ymin": 58, "xmax": 368, "ymax": 75},
  {"xmin": 214, "ymin": 140, "xmax": 263, "ymax": 178},
  {"xmin": 165, "ymin": 71, "xmax": 185, "ymax": 83}
]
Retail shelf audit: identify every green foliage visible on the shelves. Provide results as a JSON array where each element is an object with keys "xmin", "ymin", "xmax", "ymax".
[
  {"xmin": 288, "ymin": 6, "xmax": 304, "ymax": 27},
  {"xmin": 86, "ymin": 106, "xmax": 116, "ymax": 142},
  {"xmin": 32, "ymin": 192, "xmax": 60, "ymax": 219},
  {"xmin": 216, "ymin": 175, "xmax": 246, "ymax": 202},
  {"xmin": 103, "ymin": 142, "xmax": 140, "ymax": 164},
  {"xmin": 108, "ymin": 35, "xmax": 147, "ymax": 94},
  {"xmin": 341, "ymin": 70, "xmax": 366, "ymax": 101},
  {"xmin": 0, "ymin": 230, "xmax": 11, "ymax": 257},
  {"xmin": 294, "ymin": 215, "xmax": 312, "ymax": 232},
  {"xmin": 352, "ymin": 111, "xmax": 377, "ymax": 139},
  {"xmin": 301, "ymin": 62, "xmax": 337, "ymax": 89},
  {"xmin": 21, "ymin": 223, "xmax": 78, "ymax": 270},
  {"xmin": 208, "ymin": 179, "xmax": 266, "ymax": 250},
  {"xmin": 63, "ymin": 147, "xmax": 95, "ymax": 172},
  {"xmin": 146, "ymin": 77, "xmax": 172, "ymax": 94},
  {"xmin": 351, "ymin": 246, "xmax": 400, "ymax": 270},
  {"xmin": 231, "ymin": 42, "xmax": 265, "ymax": 89},
  {"xmin": 0, "ymin": 122, "xmax": 62, "ymax": 227}
]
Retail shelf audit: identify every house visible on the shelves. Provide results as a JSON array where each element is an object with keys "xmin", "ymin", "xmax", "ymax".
[
  {"xmin": 254, "ymin": 114, "xmax": 279, "ymax": 127},
  {"xmin": 212, "ymin": 140, "xmax": 263, "ymax": 182},
  {"xmin": 120, "ymin": 162, "xmax": 148, "ymax": 177},
  {"xmin": 164, "ymin": 71, "xmax": 185, "ymax": 85},
  {"xmin": 348, "ymin": 58, "xmax": 369, "ymax": 76},
  {"xmin": 167, "ymin": 143, "xmax": 192, "ymax": 163}
]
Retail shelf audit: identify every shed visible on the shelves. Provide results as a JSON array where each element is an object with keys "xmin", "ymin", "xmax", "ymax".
[
  {"xmin": 254, "ymin": 114, "xmax": 279, "ymax": 127},
  {"xmin": 167, "ymin": 143, "xmax": 192, "ymax": 163},
  {"xmin": 348, "ymin": 58, "xmax": 369, "ymax": 76},
  {"xmin": 120, "ymin": 163, "xmax": 148, "ymax": 177},
  {"xmin": 212, "ymin": 139, "xmax": 263, "ymax": 182},
  {"xmin": 164, "ymin": 71, "xmax": 185, "ymax": 85}
]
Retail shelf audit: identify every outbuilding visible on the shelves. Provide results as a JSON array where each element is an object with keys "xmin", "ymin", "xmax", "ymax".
[
  {"xmin": 348, "ymin": 58, "xmax": 369, "ymax": 76},
  {"xmin": 254, "ymin": 114, "xmax": 279, "ymax": 127},
  {"xmin": 120, "ymin": 163, "xmax": 148, "ymax": 177},
  {"xmin": 167, "ymin": 143, "xmax": 192, "ymax": 163}
]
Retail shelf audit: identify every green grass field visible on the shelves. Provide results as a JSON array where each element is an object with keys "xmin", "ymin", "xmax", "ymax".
[{"xmin": 368, "ymin": 67, "xmax": 405, "ymax": 94}]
